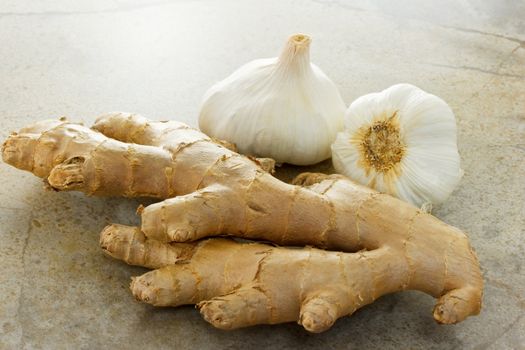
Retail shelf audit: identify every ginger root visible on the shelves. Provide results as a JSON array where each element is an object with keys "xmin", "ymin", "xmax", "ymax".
[
  {"xmin": 101, "ymin": 224, "xmax": 411, "ymax": 333},
  {"xmin": 2, "ymin": 113, "xmax": 483, "ymax": 331}
]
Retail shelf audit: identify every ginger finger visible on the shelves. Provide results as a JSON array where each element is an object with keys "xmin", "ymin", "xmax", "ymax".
[
  {"xmin": 299, "ymin": 288, "xmax": 347, "ymax": 333},
  {"xmin": 2, "ymin": 121, "xmax": 177, "ymax": 197},
  {"xmin": 198, "ymin": 286, "xmax": 272, "ymax": 330},
  {"xmin": 100, "ymin": 224, "xmax": 195, "ymax": 269},
  {"xmin": 93, "ymin": 112, "xmax": 273, "ymax": 173},
  {"xmin": 130, "ymin": 266, "xmax": 201, "ymax": 306},
  {"xmin": 140, "ymin": 184, "xmax": 243, "ymax": 242},
  {"xmin": 92, "ymin": 112, "xmax": 209, "ymax": 148}
]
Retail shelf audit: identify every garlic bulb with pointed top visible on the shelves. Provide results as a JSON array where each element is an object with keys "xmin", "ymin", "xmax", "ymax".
[
  {"xmin": 199, "ymin": 34, "xmax": 346, "ymax": 166},
  {"xmin": 331, "ymin": 83, "xmax": 463, "ymax": 207}
]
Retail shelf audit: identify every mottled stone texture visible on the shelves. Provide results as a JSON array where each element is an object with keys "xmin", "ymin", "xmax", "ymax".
[{"xmin": 0, "ymin": 0, "xmax": 523, "ymax": 349}]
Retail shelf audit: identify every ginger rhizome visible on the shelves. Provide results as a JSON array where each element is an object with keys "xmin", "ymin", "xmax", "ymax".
[
  {"xmin": 2, "ymin": 113, "xmax": 483, "ymax": 332},
  {"xmin": 101, "ymin": 224, "xmax": 417, "ymax": 333}
]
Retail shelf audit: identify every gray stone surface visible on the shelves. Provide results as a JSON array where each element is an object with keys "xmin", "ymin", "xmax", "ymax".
[{"xmin": 0, "ymin": 0, "xmax": 523, "ymax": 349}]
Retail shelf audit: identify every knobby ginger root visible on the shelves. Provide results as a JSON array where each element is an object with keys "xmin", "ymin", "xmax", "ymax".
[
  {"xmin": 2, "ymin": 113, "xmax": 483, "ymax": 331},
  {"xmin": 101, "ymin": 225, "xmax": 405, "ymax": 333}
]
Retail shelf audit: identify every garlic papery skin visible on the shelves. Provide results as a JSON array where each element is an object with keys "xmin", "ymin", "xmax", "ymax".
[
  {"xmin": 331, "ymin": 83, "xmax": 463, "ymax": 207},
  {"xmin": 198, "ymin": 34, "xmax": 346, "ymax": 166}
]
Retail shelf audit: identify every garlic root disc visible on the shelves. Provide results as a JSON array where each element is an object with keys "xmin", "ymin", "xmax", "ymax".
[
  {"xmin": 199, "ymin": 34, "xmax": 346, "ymax": 166},
  {"xmin": 331, "ymin": 83, "xmax": 463, "ymax": 207}
]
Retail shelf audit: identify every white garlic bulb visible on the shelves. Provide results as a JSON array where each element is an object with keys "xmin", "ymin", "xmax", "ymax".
[
  {"xmin": 199, "ymin": 34, "xmax": 346, "ymax": 165},
  {"xmin": 331, "ymin": 83, "xmax": 463, "ymax": 207}
]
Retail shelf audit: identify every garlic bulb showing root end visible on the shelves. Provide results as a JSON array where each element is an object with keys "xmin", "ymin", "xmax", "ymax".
[
  {"xmin": 331, "ymin": 83, "xmax": 463, "ymax": 207},
  {"xmin": 199, "ymin": 34, "xmax": 346, "ymax": 166}
]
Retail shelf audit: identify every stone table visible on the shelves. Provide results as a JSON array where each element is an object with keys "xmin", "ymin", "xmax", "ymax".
[{"xmin": 0, "ymin": 0, "xmax": 523, "ymax": 349}]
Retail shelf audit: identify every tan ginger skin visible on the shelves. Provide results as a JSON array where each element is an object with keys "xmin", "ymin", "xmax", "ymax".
[{"xmin": 2, "ymin": 113, "xmax": 483, "ymax": 333}]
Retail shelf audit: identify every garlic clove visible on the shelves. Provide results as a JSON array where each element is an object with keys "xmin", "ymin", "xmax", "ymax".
[
  {"xmin": 331, "ymin": 83, "xmax": 463, "ymax": 207},
  {"xmin": 199, "ymin": 34, "xmax": 346, "ymax": 166}
]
